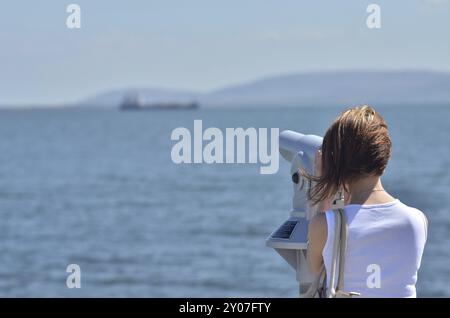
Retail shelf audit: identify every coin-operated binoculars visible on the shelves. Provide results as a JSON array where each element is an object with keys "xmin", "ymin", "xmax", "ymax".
[{"xmin": 265, "ymin": 130, "xmax": 342, "ymax": 296}]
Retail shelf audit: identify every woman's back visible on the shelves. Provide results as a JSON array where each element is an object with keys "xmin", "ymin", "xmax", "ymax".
[{"xmin": 322, "ymin": 199, "xmax": 427, "ymax": 297}]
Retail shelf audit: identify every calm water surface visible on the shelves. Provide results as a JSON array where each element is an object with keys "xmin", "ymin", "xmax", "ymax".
[{"xmin": 0, "ymin": 106, "xmax": 448, "ymax": 297}]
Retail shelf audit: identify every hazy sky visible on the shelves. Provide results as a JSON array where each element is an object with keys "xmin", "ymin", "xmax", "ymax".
[{"xmin": 1, "ymin": 0, "xmax": 449, "ymax": 104}]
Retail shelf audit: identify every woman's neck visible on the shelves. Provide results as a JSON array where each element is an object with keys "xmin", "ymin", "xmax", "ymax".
[{"xmin": 345, "ymin": 176, "xmax": 396, "ymax": 205}]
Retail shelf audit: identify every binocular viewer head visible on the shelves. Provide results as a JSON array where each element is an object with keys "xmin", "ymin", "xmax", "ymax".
[
  {"xmin": 279, "ymin": 131, "xmax": 323, "ymax": 220},
  {"xmin": 267, "ymin": 130, "xmax": 348, "ymax": 293},
  {"xmin": 279, "ymin": 130, "xmax": 323, "ymax": 175},
  {"xmin": 266, "ymin": 130, "xmax": 324, "ymax": 289}
]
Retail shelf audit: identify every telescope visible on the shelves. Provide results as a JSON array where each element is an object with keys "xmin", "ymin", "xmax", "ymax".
[{"xmin": 265, "ymin": 130, "xmax": 343, "ymax": 296}]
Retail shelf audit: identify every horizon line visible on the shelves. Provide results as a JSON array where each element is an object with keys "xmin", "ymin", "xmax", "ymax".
[{"xmin": 2, "ymin": 68, "xmax": 450, "ymax": 107}]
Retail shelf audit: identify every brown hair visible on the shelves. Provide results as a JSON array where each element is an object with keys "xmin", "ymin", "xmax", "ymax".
[{"xmin": 304, "ymin": 105, "xmax": 392, "ymax": 205}]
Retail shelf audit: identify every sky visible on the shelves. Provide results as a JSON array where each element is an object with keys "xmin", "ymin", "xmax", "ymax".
[{"xmin": 0, "ymin": 0, "xmax": 449, "ymax": 105}]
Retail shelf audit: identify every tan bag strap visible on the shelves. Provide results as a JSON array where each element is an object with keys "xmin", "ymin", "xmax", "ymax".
[
  {"xmin": 336, "ymin": 208, "xmax": 348, "ymax": 292},
  {"xmin": 333, "ymin": 208, "xmax": 361, "ymax": 298},
  {"xmin": 327, "ymin": 209, "xmax": 341, "ymax": 297},
  {"xmin": 302, "ymin": 208, "xmax": 359, "ymax": 298}
]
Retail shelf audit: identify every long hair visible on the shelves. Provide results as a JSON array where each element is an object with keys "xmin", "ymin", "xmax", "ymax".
[{"xmin": 303, "ymin": 105, "xmax": 392, "ymax": 205}]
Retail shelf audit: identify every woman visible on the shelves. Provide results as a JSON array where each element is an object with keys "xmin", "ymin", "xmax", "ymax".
[{"xmin": 306, "ymin": 105, "xmax": 428, "ymax": 297}]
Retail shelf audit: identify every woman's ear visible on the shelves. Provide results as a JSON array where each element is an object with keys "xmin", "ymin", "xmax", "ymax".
[{"xmin": 342, "ymin": 185, "xmax": 351, "ymax": 205}]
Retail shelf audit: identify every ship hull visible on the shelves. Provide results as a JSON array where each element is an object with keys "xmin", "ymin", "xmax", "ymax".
[{"xmin": 120, "ymin": 102, "xmax": 199, "ymax": 111}]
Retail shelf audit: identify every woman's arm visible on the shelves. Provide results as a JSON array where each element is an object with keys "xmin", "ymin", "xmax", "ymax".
[
  {"xmin": 307, "ymin": 213, "xmax": 328, "ymax": 276},
  {"xmin": 306, "ymin": 150, "xmax": 330, "ymax": 275}
]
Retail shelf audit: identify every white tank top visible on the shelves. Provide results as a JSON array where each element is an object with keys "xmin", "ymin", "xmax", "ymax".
[{"xmin": 322, "ymin": 199, "xmax": 427, "ymax": 297}]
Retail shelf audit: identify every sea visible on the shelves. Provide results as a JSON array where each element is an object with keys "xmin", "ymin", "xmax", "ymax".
[{"xmin": 0, "ymin": 105, "xmax": 448, "ymax": 297}]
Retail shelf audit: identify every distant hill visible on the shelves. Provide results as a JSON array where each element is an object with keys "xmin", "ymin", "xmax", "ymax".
[
  {"xmin": 76, "ymin": 71, "xmax": 450, "ymax": 108},
  {"xmin": 204, "ymin": 70, "xmax": 450, "ymax": 107}
]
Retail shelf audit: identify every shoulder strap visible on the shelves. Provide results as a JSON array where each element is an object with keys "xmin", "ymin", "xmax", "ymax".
[
  {"xmin": 336, "ymin": 208, "xmax": 348, "ymax": 292},
  {"xmin": 334, "ymin": 208, "xmax": 361, "ymax": 298},
  {"xmin": 327, "ymin": 209, "xmax": 342, "ymax": 297}
]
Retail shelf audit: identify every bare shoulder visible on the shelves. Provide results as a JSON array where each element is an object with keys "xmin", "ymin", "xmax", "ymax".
[
  {"xmin": 308, "ymin": 212, "xmax": 328, "ymax": 243},
  {"xmin": 404, "ymin": 202, "xmax": 428, "ymax": 227},
  {"xmin": 416, "ymin": 209, "xmax": 428, "ymax": 226},
  {"xmin": 307, "ymin": 212, "xmax": 328, "ymax": 275},
  {"xmin": 400, "ymin": 201, "xmax": 428, "ymax": 236},
  {"xmin": 309, "ymin": 213, "xmax": 327, "ymax": 230},
  {"xmin": 412, "ymin": 207, "xmax": 428, "ymax": 233}
]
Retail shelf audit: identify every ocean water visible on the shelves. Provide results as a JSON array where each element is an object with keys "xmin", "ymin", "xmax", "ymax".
[{"xmin": 0, "ymin": 106, "xmax": 448, "ymax": 297}]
